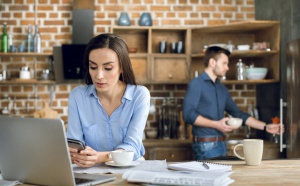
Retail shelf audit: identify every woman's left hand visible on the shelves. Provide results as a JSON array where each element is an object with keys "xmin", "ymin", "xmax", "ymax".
[
  {"xmin": 267, "ymin": 123, "xmax": 285, "ymax": 135},
  {"xmin": 70, "ymin": 146, "xmax": 98, "ymax": 167}
]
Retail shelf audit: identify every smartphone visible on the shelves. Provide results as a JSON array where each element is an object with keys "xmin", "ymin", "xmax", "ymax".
[{"xmin": 67, "ymin": 138, "xmax": 85, "ymax": 151}]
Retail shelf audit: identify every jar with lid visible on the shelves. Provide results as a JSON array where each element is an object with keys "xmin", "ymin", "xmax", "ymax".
[
  {"xmin": 19, "ymin": 66, "xmax": 31, "ymax": 79},
  {"xmin": 236, "ymin": 59, "xmax": 247, "ymax": 80}
]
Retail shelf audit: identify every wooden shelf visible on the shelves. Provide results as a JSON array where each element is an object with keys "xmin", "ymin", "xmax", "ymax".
[
  {"xmin": 0, "ymin": 79, "xmax": 55, "ymax": 85},
  {"xmin": 0, "ymin": 52, "xmax": 52, "ymax": 57},
  {"xmin": 192, "ymin": 20, "xmax": 279, "ymax": 34},
  {"xmin": 191, "ymin": 50, "xmax": 278, "ymax": 58},
  {"xmin": 221, "ymin": 79, "xmax": 279, "ymax": 84}
]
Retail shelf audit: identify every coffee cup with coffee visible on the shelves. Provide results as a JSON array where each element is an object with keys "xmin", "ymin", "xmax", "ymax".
[
  {"xmin": 111, "ymin": 150, "xmax": 134, "ymax": 166},
  {"xmin": 233, "ymin": 139, "xmax": 263, "ymax": 165}
]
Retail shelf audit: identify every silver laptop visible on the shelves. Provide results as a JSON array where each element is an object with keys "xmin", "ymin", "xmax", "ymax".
[{"xmin": 0, "ymin": 116, "xmax": 115, "ymax": 186}]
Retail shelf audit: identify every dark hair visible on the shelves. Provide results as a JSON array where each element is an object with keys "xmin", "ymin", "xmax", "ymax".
[
  {"xmin": 83, "ymin": 33, "xmax": 137, "ymax": 85},
  {"xmin": 204, "ymin": 46, "xmax": 231, "ymax": 67}
]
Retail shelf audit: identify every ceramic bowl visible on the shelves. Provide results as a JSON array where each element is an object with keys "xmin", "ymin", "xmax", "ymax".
[
  {"xmin": 145, "ymin": 129, "xmax": 158, "ymax": 139},
  {"xmin": 227, "ymin": 118, "xmax": 243, "ymax": 129},
  {"xmin": 246, "ymin": 67, "xmax": 268, "ymax": 80},
  {"xmin": 237, "ymin": 44, "xmax": 250, "ymax": 50},
  {"xmin": 128, "ymin": 47, "xmax": 138, "ymax": 53}
]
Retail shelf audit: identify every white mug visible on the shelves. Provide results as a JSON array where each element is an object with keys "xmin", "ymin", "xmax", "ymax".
[
  {"xmin": 111, "ymin": 150, "xmax": 134, "ymax": 165},
  {"xmin": 233, "ymin": 139, "xmax": 263, "ymax": 166}
]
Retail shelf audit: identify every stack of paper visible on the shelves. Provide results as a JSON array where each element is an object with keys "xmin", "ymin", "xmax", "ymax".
[{"xmin": 122, "ymin": 170, "xmax": 234, "ymax": 186}]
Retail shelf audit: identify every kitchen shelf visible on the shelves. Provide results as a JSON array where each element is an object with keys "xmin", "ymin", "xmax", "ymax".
[
  {"xmin": 221, "ymin": 79, "xmax": 279, "ymax": 84},
  {"xmin": 0, "ymin": 52, "xmax": 52, "ymax": 57},
  {"xmin": 0, "ymin": 79, "xmax": 55, "ymax": 85},
  {"xmin": 191, "ymin": 50, "xmax": 278, "ymax": 58}
]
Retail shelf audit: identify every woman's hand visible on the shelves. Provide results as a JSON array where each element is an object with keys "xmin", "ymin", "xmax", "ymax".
[
  {"xmin": 266, "ymin": 123, "xmax": 285, "ymax": 135},
  {"xmin": 69, "ymin": 146, "xmax": 99, "ymax": 168}
]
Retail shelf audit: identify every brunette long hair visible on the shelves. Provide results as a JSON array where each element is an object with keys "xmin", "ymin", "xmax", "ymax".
[{"xmin": 83, "ymin": 33, "xmax": 137, "ymax": 85}]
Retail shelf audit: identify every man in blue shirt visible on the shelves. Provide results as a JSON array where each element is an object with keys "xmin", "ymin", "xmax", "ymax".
[{"xmin": 183, "ymin": 46, "xmax": 283, "ymax": 160}]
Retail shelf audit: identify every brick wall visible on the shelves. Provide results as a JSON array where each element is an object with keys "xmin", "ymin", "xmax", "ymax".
[{"xmin": 0, "ymin": 0, "xmax": 255, "ymax": 123}]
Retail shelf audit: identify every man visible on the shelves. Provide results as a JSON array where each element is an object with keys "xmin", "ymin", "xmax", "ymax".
[{"xmin": 183, "ymin": 46, "xmax": 283, "ymax": 160}]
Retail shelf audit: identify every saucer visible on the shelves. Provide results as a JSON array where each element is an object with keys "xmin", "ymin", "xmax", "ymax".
[{"xmin": 105, "ymin": 161, "xmax": 139, "ymax": 167}]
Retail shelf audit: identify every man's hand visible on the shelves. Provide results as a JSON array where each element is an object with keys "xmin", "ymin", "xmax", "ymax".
[
  {"xmin": 216, "ymin": 117, "xmax": 235, "ymax": 133},
  {"xmin": 266, "ymin": 123, "xmax": 285, "ymax": 135}
]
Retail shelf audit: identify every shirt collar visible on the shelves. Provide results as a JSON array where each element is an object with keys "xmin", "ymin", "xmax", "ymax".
[
  {"xmin": 86, "ymin": 84, "xmax": 134, "ymax": 101},
  {"xmin": 201, "ymin": 71, "xmax": 221, "ymax": 84}
]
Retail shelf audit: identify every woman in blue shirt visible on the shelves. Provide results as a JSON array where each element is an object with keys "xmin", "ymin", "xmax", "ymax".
[{"xmin": 67, "ymin": 33, "xmax": 150, "ymax": 167}]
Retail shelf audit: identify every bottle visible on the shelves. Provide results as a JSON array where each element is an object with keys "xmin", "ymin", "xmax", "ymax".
[
  {"xmin": 236, "ymin": 59, "xmax": 247, "ymax": 80},
  {"xmin": 1, "ymin": 22, "xmax": 8, "ymax": 53},
  {"xmin": 26, "ymin": 24, "xmax": 33, "ymax": 52},
  {"xmin": 33, "ymin": 24, "xmax": 41, "ymax": 53}
]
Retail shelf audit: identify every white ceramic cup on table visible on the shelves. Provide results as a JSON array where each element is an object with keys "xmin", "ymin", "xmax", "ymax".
[
  {"xmin": 233, "ymin": 139, "xmax": 263, "ymax": 166},
  {"xmin": 111, "ymin": 150, "xmax": 134, "ymax": 166}
]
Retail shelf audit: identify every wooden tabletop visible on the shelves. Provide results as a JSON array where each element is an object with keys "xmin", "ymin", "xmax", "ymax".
[{"xmin": 19, "ymin": 159, "xmax": 300, "ymax": 185}]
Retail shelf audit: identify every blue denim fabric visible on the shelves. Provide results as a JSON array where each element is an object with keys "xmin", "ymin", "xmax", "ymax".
[{"xmin": 192, "ymin": 140, "xmax": 227, "ymax": 160}]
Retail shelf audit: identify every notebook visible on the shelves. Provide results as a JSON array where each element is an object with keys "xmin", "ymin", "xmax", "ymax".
[
  {"xmin": 0, "ymin": 116, "xmax": 116, "ymax": 186},
  {"xmin": 168, "ymin": 161, "xmax": 232, "ymax": 172}
]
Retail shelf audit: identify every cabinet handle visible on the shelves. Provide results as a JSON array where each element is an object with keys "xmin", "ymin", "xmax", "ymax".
[
  {"xmin": 280, "ymin": 98, "xmax": 287, "ymax": 152},
  {"xmin": 168, "ymin": 74, "xmax": 173, "ymax": 79}
]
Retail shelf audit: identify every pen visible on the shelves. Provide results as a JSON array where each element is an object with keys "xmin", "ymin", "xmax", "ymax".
[{"xmin": 202, "ymin": 162, "xmax": 210, "ymax": 169}]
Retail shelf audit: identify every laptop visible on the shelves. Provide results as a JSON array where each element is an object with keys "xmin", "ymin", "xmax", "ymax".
[{"xmin": 0, "ymin": 116, "xmax": 116, "ymax": 186}]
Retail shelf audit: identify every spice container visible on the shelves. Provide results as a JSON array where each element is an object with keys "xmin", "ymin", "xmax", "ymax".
[{"xmin": 19, "ymin": 66, "xmax": 31, "ymax": 79}]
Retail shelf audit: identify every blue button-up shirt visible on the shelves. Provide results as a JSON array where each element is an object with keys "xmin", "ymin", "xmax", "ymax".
[
  {"xmin": 183, "ymin": 71, "xmax": 250, "ymax": 137},
  {"xmin": 66, "ymin": 84, "xmax": 150, "ymax": 160}
]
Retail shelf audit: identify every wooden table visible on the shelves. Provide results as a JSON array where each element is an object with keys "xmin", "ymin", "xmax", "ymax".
[{"xmin": 20, "ymin": 159, "xmax": 300, "ymax": 185}]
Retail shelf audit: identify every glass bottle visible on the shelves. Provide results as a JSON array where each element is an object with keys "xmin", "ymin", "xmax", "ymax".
[
  {"xmin": 26, "ymin": 24, "xmax": 33, "ymax": 52},
  {"xmin": 1, "ymin": 22, "xmax": 8, "ymax": 53},
  {"xmin": 33, "ymin": 24, "xmax": 41, "ymax": 53}
]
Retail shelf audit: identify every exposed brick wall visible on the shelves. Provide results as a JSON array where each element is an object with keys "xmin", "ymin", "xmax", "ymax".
[{"xmin": 0, "ymin": 0, "xmax": 255, "ymax": 123}]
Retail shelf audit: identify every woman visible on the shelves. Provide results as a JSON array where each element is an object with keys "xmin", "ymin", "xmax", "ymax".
[{"xmin": 67, "ymin": 33, "xmax": 150, "ymax": 167}]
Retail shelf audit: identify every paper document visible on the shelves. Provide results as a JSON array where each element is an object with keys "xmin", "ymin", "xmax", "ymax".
[
  {"xmin": 168, "ymin": 161, "xmax": 232, "ymax": 172},
  {"xmin": 122, "ymin": 170, "xmax": 234, "ymax": 186}
]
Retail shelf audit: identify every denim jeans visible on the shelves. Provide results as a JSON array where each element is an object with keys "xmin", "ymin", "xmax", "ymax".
[{"xmin": 192, "ymin": 140, "xmax": 227, "ymax": 160}]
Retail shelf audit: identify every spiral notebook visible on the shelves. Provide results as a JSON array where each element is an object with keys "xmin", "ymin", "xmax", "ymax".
[{"xmin": 168, "ymin": 161, "xmax": 232, "ymax": 172}]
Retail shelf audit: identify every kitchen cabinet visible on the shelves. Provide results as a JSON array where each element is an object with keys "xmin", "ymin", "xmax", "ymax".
[
  {"xmin": 111, "ymin": 21, "xmax": 280, "ymax": 85},
  {"xmin": 190, "ymin": 20, "xmax": 280, "ymax": 84},
  {"xmin": 143, "ymin": 139, "xmax": 193, "ymax": 161},
  {"xmin": 110, "ymin": 26, "xmax": 190, "ymax": 84}
]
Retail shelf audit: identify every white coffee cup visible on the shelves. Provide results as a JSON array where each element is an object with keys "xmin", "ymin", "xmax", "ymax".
[
  {"xmin": 233, "ymin": 139, "xmax": 263, "ymax": 166},
  {"xmin": 111, "ymin": 150, "xmax": 134, "ymax": 165}
]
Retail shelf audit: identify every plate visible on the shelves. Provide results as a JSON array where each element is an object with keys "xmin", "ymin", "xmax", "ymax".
[{"xmin": 105, "ymin": 161, "xmax": 140, "ymax": 167}]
